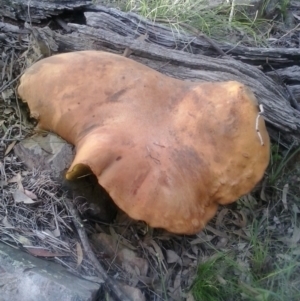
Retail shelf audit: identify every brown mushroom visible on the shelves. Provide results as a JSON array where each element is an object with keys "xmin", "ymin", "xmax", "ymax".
[{"xmin": 18, "ymin": 51, "xmax": 270, "ymax": 234}]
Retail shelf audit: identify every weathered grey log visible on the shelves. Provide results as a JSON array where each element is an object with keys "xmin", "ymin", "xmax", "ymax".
[
  {"xmin": 84, "ymin": 5, "xmax": 300, "ymax": 65},
  {"xmin": 266, "ymin": 65, "xmax": 300, "ymax": 104},
  {"xmin": 0, "ymin": 0, "xmax": 92, "ymax": 22},
  {"xmin": 1, "ymin": 1, "xmax": 300, "ymax": 64},
  {"xmin": 291, "ymin": 0, "xmax": 300, "ymax": 9},
  {"xmin": 288, "ymin": 85, "xmax": 300, "ymax": 101},
  {"xmin": 0, "ymin": 242, "xmax": 100, "ymax": 301},
  {"xmin": 0, "ymin": 21, "xmax": 29, "ymax": 34},
  {"xmin": 266, "ymin": 66, "xmax": 300, "ymax": 84}
]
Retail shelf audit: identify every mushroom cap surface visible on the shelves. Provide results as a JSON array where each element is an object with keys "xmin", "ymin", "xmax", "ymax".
[{"xmin": 18, "ymin": 51, "xmax": 270, "ymax": 234}]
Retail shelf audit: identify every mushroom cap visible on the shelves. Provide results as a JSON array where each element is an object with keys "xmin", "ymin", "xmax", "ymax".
[{"xmin": 18, "ymin": 51, "xmax": 270, "ymax": 234}]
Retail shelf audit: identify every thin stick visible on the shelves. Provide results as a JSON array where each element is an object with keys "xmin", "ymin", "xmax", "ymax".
[
  {"xmin": 14, "ymin": 89, "xmax": 23, "ymax": 137},
  {"xmin": 64, "ymin": 198, "xmax": 132, "ymax": 301},
  {"xmin": 155, "ymin": 19, "xmax": 227, "ymax": 57},
  {"xmin": 256, "ymin": 104, "xmax": 264, "ymax": 146},
  {"xmin": 178, "ymin": 22, "xmax": 227, "ymax": 57},
  {"xmin": 0, "ymin": 73, "xmax": 23, "ymax": 93},
  {"xmin": 270, "ymin": 23, "xmax": 300, "ymax": 45},
  {"xmin": 229, "ymin": 0, "xmax": 236, "ymax": 24}
]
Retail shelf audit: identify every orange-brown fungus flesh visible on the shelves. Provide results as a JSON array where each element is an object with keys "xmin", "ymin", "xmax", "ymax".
[{"xmin": 18, "ymin": 51, "xmax": 270, "ymax": 234}]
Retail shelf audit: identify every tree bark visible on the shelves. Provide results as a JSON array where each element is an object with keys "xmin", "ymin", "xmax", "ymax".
[{"xmin": 0, "ymin": 0, "xmax": 91, "ymax": 22}]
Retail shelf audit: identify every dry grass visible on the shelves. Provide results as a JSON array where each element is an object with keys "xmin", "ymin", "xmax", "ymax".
[{"xmin": 123, "ymin": 0, "xmax": 277, "ymax": 47}]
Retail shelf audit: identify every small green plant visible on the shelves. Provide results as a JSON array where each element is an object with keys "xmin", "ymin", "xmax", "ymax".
[
  {"xmin": 249, "ymin": 219, "xmax": 270, "ymax": 277},
  {"xmin": 278, "ymin": 0, "xmax": 290, "ymax": 18},
  {"xmin": 125, "ymin": 0, "xmax": 271, "ymax": 46},
  {"xmin": 268, "ymin": 141, "xmax": 300, "ymax": 185},
  {"xmin": 192, "ymin": 238, "xmax": 300, "ymax": 301},
  {"xmin": 261, "ymin": 0, "xmax": 290, "ymax": 18},
  {"xmin": 192, "ymin": 253, "xmax": 236, "ymax": 301}
]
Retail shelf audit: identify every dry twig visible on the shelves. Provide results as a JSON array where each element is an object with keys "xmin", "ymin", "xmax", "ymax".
[
  {"xmin": 177, "ymin": 22, "xmax": 227, "ymax": 57},
  {"xmin": 256, "ymin": 104, "xmax": 265, "ymax": 146},
  {"xmin": 155, "ymin": 19, "xmax": 227, "ymax": 57},
  {"xmin": 64, "ymin": 198, "xmax": 132, "ymax": 301}
]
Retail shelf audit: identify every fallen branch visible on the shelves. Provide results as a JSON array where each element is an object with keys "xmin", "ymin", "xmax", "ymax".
[
  {"xmin": 64, "ymin": 198, "xmax": 132, "ymax": 301},
  {"xmin": 1, "ymin": 4, "xmax": 300, "ymax": 145}
]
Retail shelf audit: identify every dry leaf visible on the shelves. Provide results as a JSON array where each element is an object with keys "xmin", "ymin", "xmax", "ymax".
[
  {"xmin": 232, "ymin": 210, "xmax": 248, "ymax": 228},
  {"xmin": 215, "ymin": 208, "xmax": 228, "ymax": 227},
  {"xmin": 278, "ymin": 226, "xmax": 300, "ymax": 248},
  {"xmin": 91, "ymin": 233, "xmax": 117, "ymax": 257},
  {"xmin": 281, "ymin": 184, "xmax": 289, "ymax": 211},
  {"xmin": 8, "ymin": 172, "xmax": 23, "ymax": 190},
  {"xmin": 205, "ymin": 225, "xmax": 229, "ymax": 239},
  {"xmin": 292, "ymin": 249, "xmax": 300, "ymax": 256},
  {"xmin": 2, "ymin": 89, "xmax": 14, "ymax": 101},
  {"xmin": 3, "ymin": 107, "xmax": 14, "ymax": 114},
  {"xmin": 21, "ymin": 170, "xmax": 30, "ymax": 176},
  {"xmin": 52, "ymin": 226, "xmax": 60, "ymax": 238},
  {"xmin": 109, "ymin": 226, "xmax": 119, "ymax": 247},
  {"xmin": 13, "ymin": 189, "xmax": 36, "ymax": 204},
  {"xmin": 17, "ymin": 235, "xmax": 32, "ymax": 246},
  {"xmin": 43, "ymin": 229, "xmax": 54, "ymax": 237},
  {"xmin": 216, "ymin": 237, "xmax": 228, "ymax": 248},
  {"xmin": 191, "ymin": 245, "xmax": 199, "ymax": 256},
  {"xmin": 174, "ymin": 270, "xmax": 182, "ymax": 288},
  {"xmin": 4, "ymin": 140, "xmax": 17, "ymax": 156},
  {"xmin": 149, "ymin": 239, "xmax": 165, "ymax": 262},
  {"xmin": 0, "ymin": 180, "xmax": 8, "ymax": 187},
  {"xmin": 122, "ymin": 261, "xmax": 139, "ymax": 281},
  {"xmin": 81, "ymin": 275, "xmax": 104, "ymax": 283},
  {"xmin": 24, "ymin": 189, "xmax": 37, "ymax": 200},
  {"xmin": 239, "ymin": 281, "xmax": 270, "ymax": 301},
  {"xmin": 8, "ymin": 172, "xmax": 22, "ymax": 183},
  {"xmin": 169, "ymin": 270, "xmax": 182, "ymax": 298},
  {"xmin": 121, "ymin": 284, "xmax": 146, "ymax": 301},
  {"xmin": 166, "ymin": 249, "xmax": 181, "ymax": 264},
  {"xmin": 190, "ymin": 232, "xmax": 215, "ymax": 245},
  {"xmin": 273, "ymin": 216, "xmax": 280, "ymax": 225},
  {"xmin": 95, "ymin": 223, "xmax": 103, "ymax": 232},
  {"xmin": 291, "ymin": 227, "xmax": 300, "ymax": 245},
  {"xmin": 292, "ymin": 204, "xmax": 300, "ymax": 214},
  {"xmin": 217, "ymin": 275, "xmax": 227, "ymax": 285},
  {"xmin": 76, "ymin": 241, "xmax": 83, "ymax": 267},
  {"xmin": 118, "ymin": 248, "xmax": 149, "ymax": 277},
  {"xmin": 26, "ymin": 247, "xmax": 65, "ymax": 257},
  {"xmin": 237, "ymin": 242, "xmax": 248, "ymax": 251},
  {"xmin": 186, "ymin": 292, "xmax": 196, "ymax": 301},
  {"xmin": 276, "ymin": 253, "xmax": 291, "ymax": 261},
  {"xmin": 1, "ymin": 216, "xmax": 13, "ymax": 228},
  {"xmin": 292, "ymin": 13, "xmax": 300, "ymax": 21},
  {"xmin": 260, "ymin": 177, "xmax": 268, "ymax": 201},
  {"xmin": 241, "ymin": 194, "xmax": 258, "ymax": 209},
  {"xmin": 92, "ymin": 233, "xmax": 148, "ymax": 275},
  {"xmin": 34, "ymin": 230, "xmax": 47, "ymax": 240}
]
